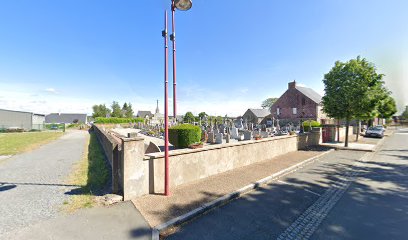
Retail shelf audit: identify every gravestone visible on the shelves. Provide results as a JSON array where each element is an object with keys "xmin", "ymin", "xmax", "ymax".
[
  {"xmin": 215, "ymin": 133, "xmax": 223, "ymax": 144},
  {"xmin": 261, "ymin": 131, "xmax": 269, "ymax": 138},
  {"xmin": 201, "ymin": 130, "xmax": 208, "ymax": 143},
  {"xmin": 231, "ymin": 127, "xmax": 239, "ymax": 139},
  {"xmin": 208, "ymin": 132, "xmax": 215, "ymax": 144},
  {"xmin": 243, "ymin": 131, "xmax": 252, "ymax": 140}
]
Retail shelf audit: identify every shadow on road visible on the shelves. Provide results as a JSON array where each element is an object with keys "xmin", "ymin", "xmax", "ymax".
[{"xmin": 149, "ymin": 143, "xmax": 408, "ymax": 239}]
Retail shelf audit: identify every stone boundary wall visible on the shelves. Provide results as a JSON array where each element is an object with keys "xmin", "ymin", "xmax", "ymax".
[
  {"xmin": 298, "ymin": 131, "xmax": 321, "ymax": 149},
  {"xmin": 337, "ymin": 126, "xmax": 355, "ymax": 141},
  {"xmin": 144, "ymin": 136, "xmax": 299, "ymax": 195},
  {"xmin": 93, "ymin": 125, "xmax": 323, "ymax": 200},
  {"xmin": 92, "ymin": 124, "xmax": 123, "ymax": 194}
]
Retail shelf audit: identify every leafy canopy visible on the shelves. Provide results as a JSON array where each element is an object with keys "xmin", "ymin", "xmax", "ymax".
[
  {"xmin": 183, "ymin": 112, "xmax": 195, "ymax": 123},
  {"xmin": 262, "ymin": 97, "xmax": 278, "ymax": 109},
  {"xmin": 322, "ymin": 56, "xmax": 386, "ymax": 121}
]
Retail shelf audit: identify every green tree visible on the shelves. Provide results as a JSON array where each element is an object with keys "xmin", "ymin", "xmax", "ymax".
[
  {"xmin": 377, "ymin": 95, "xmax": 397, "ymax": 119},
  {"xmin": 400, "ymin": 106, "xmax": 408, "ymax": 119},
  {"xmin": 122, "ymin": 102, "xmax": 134, "ymax": 118},
  {"xmin": 322, "ymin": 56, "xmax": 385, "ymax": 147},
  {"xmin": 111, "ymin": 101, "xmax": 123, "ymax": 118},
  {"xmin": 198, "ymin": 112, "xmax": 208, "ymax": 120},
  {"xmin": 261, "ymin": 97, "xmax": 278, "ymax": 109},
  {"xmin": 183, "ymin": 112, "xmax": 195, "ymax": 123},
  {"xmin": 92, "ymin": 104, "xmax": 111, "ymax": 118}
]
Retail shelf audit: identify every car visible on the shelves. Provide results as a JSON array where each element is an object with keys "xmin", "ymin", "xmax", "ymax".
[
  {"xmin": 50, "ymin": 125, "xmax": 59, "ymax": 130},
  {"xmin": 374, "ymin": 125, "xmax": 385, "ymax": 131},
  {"xmin": 365, "ymin": 126, "xmax": 384, "ymax": 138}
]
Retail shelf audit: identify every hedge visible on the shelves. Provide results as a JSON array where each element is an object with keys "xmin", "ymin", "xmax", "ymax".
[
  {"xmin": 169, "ymin": 124, "xmax": 201, "ymax": 149},
  {"xmin": 94, "ymin": 117, "xmax": 144, "ymax": 124},
  {"xmin": 303, "ymin": 120, "xmax": 321, "ymax": 132}
]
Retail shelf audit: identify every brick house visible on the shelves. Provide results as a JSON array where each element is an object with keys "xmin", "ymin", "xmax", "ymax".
[{"xmin": 267, "ymin": 81, "xmax": 328, "ymax": 125}]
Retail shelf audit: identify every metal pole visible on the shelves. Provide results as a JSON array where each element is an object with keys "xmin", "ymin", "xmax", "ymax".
[
  {"xmin": 162, "ymin": 10, "xmax": 170, "ymax": 196},
  {"xmin": 171, "ymin": 0, "xmax": 177, "ymax": 120}
]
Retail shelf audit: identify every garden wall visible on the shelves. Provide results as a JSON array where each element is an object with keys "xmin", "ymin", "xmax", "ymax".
[
  {"xmin": 92, "ymin": 125, "xmax": 123, "ymax": 194},
  {"xmin": 144, "ymin": 135, "xmax": 299, "ymax": 195},
  {"xmin": 93, "ymin": 126, "xmax": 323, "ymax": 200}
]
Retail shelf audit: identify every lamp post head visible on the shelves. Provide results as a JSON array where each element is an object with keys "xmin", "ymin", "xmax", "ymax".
[{"xmin": 174, "ymin": 0, "xmax": 192, "ymax": 11}]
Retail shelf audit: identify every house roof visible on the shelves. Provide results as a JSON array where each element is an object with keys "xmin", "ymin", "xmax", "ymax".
[
  {"xmin": 295, "ymin": 86, "xmax": 322, "ymax": 103},
  {"xmin": 137, "ymin": 111, "xmax": 153, "ymax": 118},
  {"xmin": 0, "ymin": 108, "xmax": 45, "ymax": 116},
  {"xmin": 248, "ymin": 108, "xmax": 271, "ymax": 118}
]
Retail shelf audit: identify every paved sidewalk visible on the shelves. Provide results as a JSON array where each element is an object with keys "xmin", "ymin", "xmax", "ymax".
[
  {"xmin": 0, "ymin": 130, "xmax": 87, "ymax": 236},
  {"xmin": 321, "ymin": 142, "xmax": 376, "ymax": 151},
  {"xmin": 4, "ymin": 201, "xmax": 151, "ymax": 240},
  {"xmin": 132, "ymin": 149, "xmax": 328, "ymax": 228}
]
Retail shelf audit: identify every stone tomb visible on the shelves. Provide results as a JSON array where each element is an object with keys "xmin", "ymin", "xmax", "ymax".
[{"xmin": 215, "ymin": 133, "xmax": 223, "ymax": 144}]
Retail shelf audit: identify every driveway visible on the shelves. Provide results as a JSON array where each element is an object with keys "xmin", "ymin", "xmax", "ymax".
[{"xmin": 0, "ymin": 130, "xmax": 88, "ymax": 237}]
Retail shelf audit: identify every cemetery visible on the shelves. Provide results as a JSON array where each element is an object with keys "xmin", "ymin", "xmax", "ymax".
[{"xmin": 91, "ymin": 116, "xmax": 336, "ymax": 200}]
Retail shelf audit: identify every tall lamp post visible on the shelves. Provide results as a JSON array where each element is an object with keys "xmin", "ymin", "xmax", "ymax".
[
  {"xmin": 162, "ymin": 0, "xmax": 192, "ymax": 196},
  {"xmin": 171, "ymin": 0, "xmax": 192, "ymax": 120}
]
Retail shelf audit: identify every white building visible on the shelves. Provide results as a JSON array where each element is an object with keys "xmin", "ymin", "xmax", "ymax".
[{"xmin": 0, "ymin": 109, "xmax": 45, "ymax": 131}]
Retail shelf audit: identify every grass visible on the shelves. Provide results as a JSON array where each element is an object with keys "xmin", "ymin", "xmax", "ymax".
[
  {"xmin": 64, "ymin": 132, "xmax": 110, "ymax": 212},
  {"xmin": 0, "ymin": 131, "xmax": 64, "ymax": 155}
]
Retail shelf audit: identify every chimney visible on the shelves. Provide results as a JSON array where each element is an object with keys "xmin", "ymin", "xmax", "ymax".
[{"xmin": 288, "ymin": 80, "xmax": 296, "ymax": 89}]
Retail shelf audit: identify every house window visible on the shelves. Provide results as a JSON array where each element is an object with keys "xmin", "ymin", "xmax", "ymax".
[
  {"xmin": 292, "ymin": 108, "xmax": 297, "ymax": 115},
  {"xmin": 276, "ymin": 108, "xmax": 280, "ymax": 115},
  {"xmin": 302, "ymin": 97, "xmax": 306, "ymax": 106}
]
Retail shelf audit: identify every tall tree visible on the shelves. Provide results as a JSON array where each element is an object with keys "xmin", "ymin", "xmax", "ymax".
[
  {"xmin": 92, "ymin": 104, "xmax": 111, "ymax": 118},
  {"xmin": 183, "ymin": 112, "xmax": 195, "ymax": 123},
  {"xmin": 261, "ymin": 97, "xmax": 278, "ymax": 109},
  {"xmin": 401, "ymin": 106, "xmax": 408, "ymax": 119},
  {"xmin": 377, "ymin": 95, "xmax": 397, "ymax": 119},
  {"xmin": 111, "ymin": 101, "xmax": 123, "ymax": 118},
  {"xmin": 125, "ymin": 103, "xmax": 134, "ymax": 118},
  {"xmin": 322, "ymin": 56, "xmax": 385, "ymax": 147},
  {"xmin": 198, "ymin": 112, "xmax": 208, "ymax": 120}
]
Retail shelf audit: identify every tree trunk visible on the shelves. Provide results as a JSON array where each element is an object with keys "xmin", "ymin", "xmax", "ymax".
[
  {"xmin": 356, "ymin": 120, "xmax": 360, "ymax": 142},
  {"xmin": 345, "ymin": 119, "xmax": 350, "ymax": 147},
  {"xmin": 337, "ymin": 119, "xmax": 340, "ymax": 142}
]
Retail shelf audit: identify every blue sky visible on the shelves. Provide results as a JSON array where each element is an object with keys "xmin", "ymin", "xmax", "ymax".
[{"xmin": 0, "ymin": 0, "xmax": 407, "ymax": 116}]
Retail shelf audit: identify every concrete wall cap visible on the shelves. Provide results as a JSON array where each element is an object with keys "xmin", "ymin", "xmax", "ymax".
[{"xmin": 145, "ymin": 135, "xmax": 297, "ymax": 159}]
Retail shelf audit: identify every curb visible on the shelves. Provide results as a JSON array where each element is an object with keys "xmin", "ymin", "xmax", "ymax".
[{"xmin": 151, "ymin": 149, "xmax": 335, "ymax": 240}]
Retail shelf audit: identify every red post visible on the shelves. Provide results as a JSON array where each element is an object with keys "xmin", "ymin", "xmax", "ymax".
[
  {"xmin": 171, "ymin": 0, "xmax": 177, "ymax": 120},
  {"xmin": 163, "ymin": 10, "xmax": 170, "ymax": 196}
]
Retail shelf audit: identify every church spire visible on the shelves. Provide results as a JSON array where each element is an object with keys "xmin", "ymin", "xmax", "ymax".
[{"xmin": 155, "ymin": 99, "xmax": 160, "ymax": 114}]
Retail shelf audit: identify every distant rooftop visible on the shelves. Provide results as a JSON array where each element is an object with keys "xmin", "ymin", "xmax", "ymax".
[{"xmin": 248, "ymin": 108, "xmax": 271, "ymax": 118}]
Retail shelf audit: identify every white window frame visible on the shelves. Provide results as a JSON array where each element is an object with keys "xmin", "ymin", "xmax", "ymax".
[
  {"xmin": 292, "ymin": 108, "xmax": 297, "ymax": 115},
  {"xmin": 276, "ymin": 108, "xmax": 280, "ymax": 115}
]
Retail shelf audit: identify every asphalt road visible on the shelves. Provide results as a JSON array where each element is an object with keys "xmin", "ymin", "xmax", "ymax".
[
  {"xmin": 0, "ymin": 130, "xmax": 88, "ymax": 238},
  {"xmin": 167, "ymin": 129, "xmax": 407, "ymax": 239}
]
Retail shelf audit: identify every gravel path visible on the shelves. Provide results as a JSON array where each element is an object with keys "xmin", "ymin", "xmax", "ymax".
[{"xmin": 0, "ymin": 130, "xmax": 88, "ymax": 237}]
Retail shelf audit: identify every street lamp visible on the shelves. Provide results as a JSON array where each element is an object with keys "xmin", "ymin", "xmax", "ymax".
[
  {"xmin": 162, "ymin": 0, "xmax": 192, "ymax": 197},
  {"xmin": 174, "ymin": 0, "xmax": 192, "ymax": 11},
  {"xmin": 170, "ymin": 0, "xmax": 192, "ymax": 120}
]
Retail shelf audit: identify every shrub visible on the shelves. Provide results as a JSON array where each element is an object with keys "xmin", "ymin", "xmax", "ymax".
[
  {"xmin": 303, "ymin": 120, "xmax": 321, "ymax": 132},
  {"xmin": 169, "ymin": 124, "xmax": 201, "ymax": 149},
  {"xmin": 94, "ymin": 117, "xmax": 144, "ymax": 124}
]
